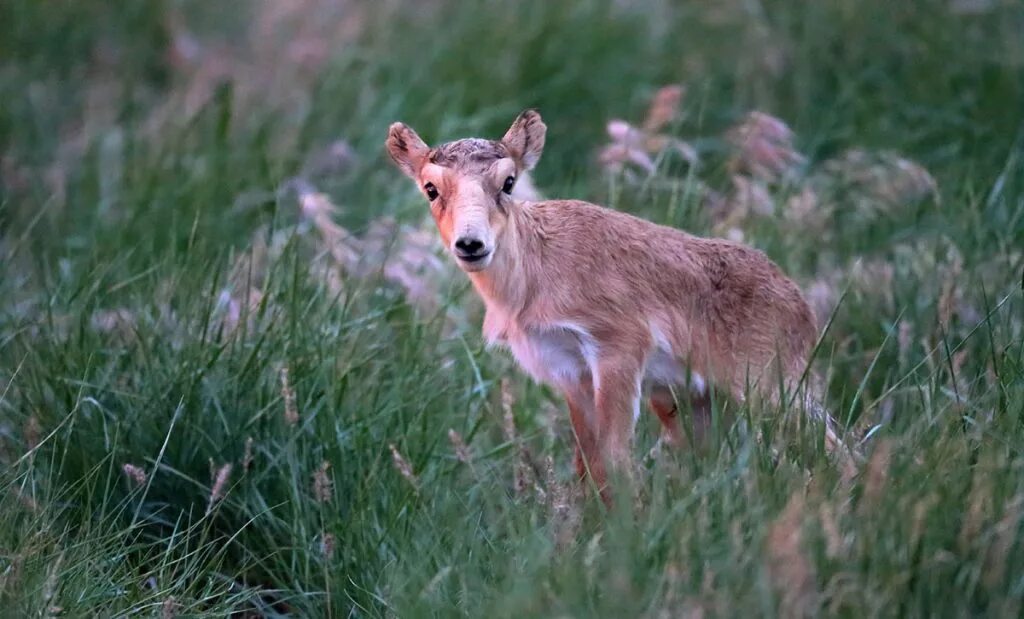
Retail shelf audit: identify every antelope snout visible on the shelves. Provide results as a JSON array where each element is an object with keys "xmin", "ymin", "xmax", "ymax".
[
  {"xmin": 452, "ymin": 235, "xmax": 493, "ymax": 270},
  {"xmin": 454, "ymin": 235, "xmax": 490, "ymax": 259},
  {"xmin": 454, "ymin": 236, "xmax": 484, "ymax": 255}
]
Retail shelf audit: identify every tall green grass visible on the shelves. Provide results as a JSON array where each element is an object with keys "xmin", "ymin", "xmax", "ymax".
[{"xmin": 1, "ymin": 0, "xmax": 1023, "ymax": 615}]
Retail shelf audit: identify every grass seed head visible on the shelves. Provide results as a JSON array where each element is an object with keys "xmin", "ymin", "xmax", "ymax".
[
  {"xmin": 447, "ymin": 429, "xmax": 472, "ymax": 464},
  {"xmin": 280, "ymin": 366, "xmax": 299, "ymax": 426},
  {"xmin": 313, "ymin": 461, "xmax": 333, "ymax": 504},
  {"xmin": 320, "ymin": 532, "xmax": 337, "ymax": 560},
  {"xmin": 643, "ymin": 84, "xmax": 685, "ymax": 133},
  {"xmin": 389, "ymin": 443, "xmax": 419, "ymax": 492},
  {"xmin": 122, "ymin": 463, "xmax": 147, "ymax": 487},
  {"xmin": 727, "ymin": 111, "xmax": 805, "ymax": 182},
  {"xmin": 500, "ymin": 378, "xmax": 516, "ymax": 443},
  {"xmin": 160, "ymin": 596, "xmax": 179, "ymax": 619},
  {"xmin": 207, "ymin": 463, "xmax": 233, "ymax": 514},
  {"xmin": 598, "ymin": 85, "xmax": 696, "ymax": 179}
]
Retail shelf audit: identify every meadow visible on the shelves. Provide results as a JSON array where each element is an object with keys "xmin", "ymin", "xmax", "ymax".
[{"xmin": 1, "ymin": 0, "xmax": 1023, "ymax": 616}]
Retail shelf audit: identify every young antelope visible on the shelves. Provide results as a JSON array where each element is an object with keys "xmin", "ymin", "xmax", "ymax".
[{"xmin": 386, "ymin": 110, "xmax": 846, "ymax": 496}]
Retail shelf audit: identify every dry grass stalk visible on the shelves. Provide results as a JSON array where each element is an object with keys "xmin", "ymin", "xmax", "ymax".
[
  {"xmin": 871, "ymin": 398, "xmax": 895, "ymax": 435},
  {"xmin": 820, "ymin": 150, "xmax": 938, "ymax": 219},
  {"xmin": 90, "ymin": 308, "xmax": 137, "ymax": 336},
  {"xmin": 389, "ymin": 443, "xmax": 420, "ymax": 493},
  {"xmin": 727, "ymin": 111, "xmax": 805, "ymax": 182},
  {"xmin": 898, "ymin": 321, "xmax": 914, "ymax": 362},
  {"xmin": 320, "ymin": 532, "xmax": 337, "ymax": 560},
  {"xmin": 24, "ymin": 415, "xmax": 41, "ymax": 451},
  {"xmin": 656, "ymin": 562, "xmax": 685, "ymax": 619},
  {"xmin": 122, "ymin": 463, "xmax": 148, "ymax": 487},
  {"xmin": 708, "ymin": 113, "xmax": 807, "ymax": 232},
  {"xmin": 850, "ymin": 260, "xmax": 896, "ymax": 308},
  {"xmin": 543, "ymin": 455, "xmax": 581, "ymax": 548},
  {"xmin": 984, "ymin": 494, "xmax": 1023, "ymax": 590},
  {"xmin": 803, "ymin": 276, "xmax": 839, "ymax": 329},
  {"xmin": 207, "ymin": 463, "xmax": 233, "ymax": 514},
  {"xmin": 313, "ymin": 461, "xmax": 333, "ymax": 504},
  {"xmin": 0, "ymin": 554, "xmax": 23, "ymax": 597},
  {"xmin": 959, "ymin": 463, "xmax": 993, "ymax": 552},
  {"xmin": 280, "ymin": 366, "xmax": 299, "ymax": 426},
  {"xmin": 938, "ymin": 251, "xmax": 963, "ymax": 328},
  {"xmin": 729, "ymin": 175, "xmax": 775, "ymax": 217},
  {"xmin": 295, "ymin": 185, "xmax": 456, "ymax": 315},
  {"xmin": 784, "ymin": 187, "xmax": 826, "ymax": 232},
  {"xmin": 362, "ymin": 216, "xmax": 452, "ymax": 311},
  {"xmin": 803, "ymin": 257, "xmax": 898, "ymax": 332},
  {"xmin": 598, "ymin": 85, "xmax": 697, "ymax": 179},
  {"xmin": 42, "ymin": 552, "xmax": 64, "ymax": 610},
  {"xmin": 500, "ymin": 378, "xmax": 516, "ymax": 444},
  {"xmin": 606, "ymin": 106, "xmax": 941, "ymax": 241},
  {"xmin": 17, "ymin": 491, "xmax": 39, "ymax": 513},
  {"xmin": 242, "ymin": 437, "xmax": 254, "ymax": 472},
  {"xmin": 600, "ymin": 122, "xmax": 657, "ymax": 175},
  {"xmin": 765, "ymin": 492, "xmax": 816, "ymax": 617},
  {"xmin": 499, "ymin": 379, "xmax": 534, "ymax": 497},
  {"xmin": 160, "ymin": 596, "xmax": 179, "ymax": 619},
  {"xmin": 818, "ymin": 501, "xmax": 845, "ymax": 559},
  {"xmin": 861, "ymin": 439, "xmax": 892, "ymax": 510},
  {"xmin": 447, "ymin": 428, "xmax": 472, "ymax": 465},
  {"xmin": 657, "ymin": 563, "xmax": 713, "ymax": 619},
  {"xmin": 644, "ymin": 84, "xmax": 686, "ymax": 133},
  {"xmin": 300, "ymin": 191, "xmax": 360, "ymax": 268},
  {"xmin": 515, "ymin": 450, "xmax": 534, "ymax": 499},
  {"xmin": 949, "ymin": 349, "xmax": 970, "ymax": 407},
  {"xmin": 216, "ymin": 287, "xmax": 265, "ymax": 337}
]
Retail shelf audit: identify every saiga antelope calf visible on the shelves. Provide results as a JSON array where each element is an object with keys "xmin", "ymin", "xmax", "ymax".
[{"xmin": 386, "ymin": 110, "xmax": 845, "ymax": 496}]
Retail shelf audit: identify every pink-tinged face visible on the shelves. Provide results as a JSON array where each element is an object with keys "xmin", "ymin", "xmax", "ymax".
[
  {"xmin": 385, "ymin": 110, "xmax": 547, "ymax": 273},
  {"xmin": 415, "ymin": 155, "xmax": 517, "ymax": 272}
]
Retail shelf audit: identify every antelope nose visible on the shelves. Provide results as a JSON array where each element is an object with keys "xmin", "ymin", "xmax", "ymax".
[{"xmin": 454, "ymin": 237, "xmax": 485, "ymax": 256}]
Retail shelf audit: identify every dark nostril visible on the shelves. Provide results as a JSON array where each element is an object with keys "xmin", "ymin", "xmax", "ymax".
[{"xmin": 455, "ymin": 238, "xmax": 484, "ymax": 255}]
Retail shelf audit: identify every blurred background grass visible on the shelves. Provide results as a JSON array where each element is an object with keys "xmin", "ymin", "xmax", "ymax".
[{"xmin": 1, "ymin": 0, "xmax": 1023, "ymax": 616}]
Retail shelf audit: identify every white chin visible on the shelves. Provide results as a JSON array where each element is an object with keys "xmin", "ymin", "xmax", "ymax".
[{"xmin": 457, "ymin": 254, "xmax": 493, "ymax": 272}]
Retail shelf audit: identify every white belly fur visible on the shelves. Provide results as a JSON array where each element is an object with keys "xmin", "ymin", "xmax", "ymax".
[
  {"xmin": 503, "ymin": 324, "xmax": 593, "ymax": 387},
  {"xmin": 494, "ymin": 322, "xmax": 705, "ymax": 394}
]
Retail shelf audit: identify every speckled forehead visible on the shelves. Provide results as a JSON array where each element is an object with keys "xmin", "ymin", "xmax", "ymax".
[{"xmin": 429, "ymin": 138, "xmax": 510, "ymax": 173}]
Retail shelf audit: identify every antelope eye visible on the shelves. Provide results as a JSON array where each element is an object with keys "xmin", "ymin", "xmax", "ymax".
[
  {"xmin": 424, "ymin": 182, "xmax": 439, "ymax": 201},
  {"xmin": 502, "ymin": 176, "xmax": 515, "ymax": 194}
]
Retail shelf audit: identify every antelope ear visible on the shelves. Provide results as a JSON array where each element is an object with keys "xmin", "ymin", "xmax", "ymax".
[
  {"xmin": 501, "ymin": 109, "xmax": 546, "ymax": 171},
  {"xmin": 386, "ymin": 122, "xmax": 429, "ymax": 179}
]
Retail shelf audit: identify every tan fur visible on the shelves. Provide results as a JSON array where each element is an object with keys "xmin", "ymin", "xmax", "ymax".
[{"xmin": 387, "ymin": 110, "xmax": 842, "ymax": 497}]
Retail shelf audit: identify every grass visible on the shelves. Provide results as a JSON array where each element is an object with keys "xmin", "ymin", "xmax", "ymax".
[{"xmin": 1, "ymin": 0, "xmax": 1023, "ymax": 615}]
